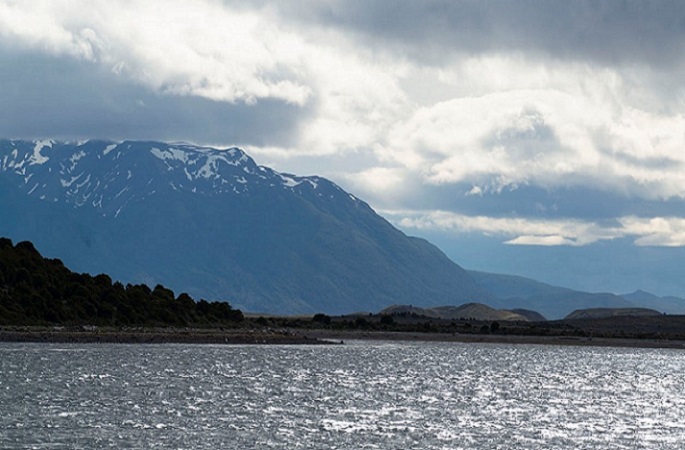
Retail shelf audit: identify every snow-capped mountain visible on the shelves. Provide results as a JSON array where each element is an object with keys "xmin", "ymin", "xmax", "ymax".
[
  {"xmin": 0, "ymin": 139, "xmax": 354, "ymax": 218},
  {"xmin": 0, "ymin": 139, "xmax": 491, "ymax": 314}
]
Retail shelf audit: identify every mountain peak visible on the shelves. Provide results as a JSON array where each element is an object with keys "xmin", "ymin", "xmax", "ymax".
[{"xmin": 0, "ymin": 139, "xmax": 353, "ymax": 218}]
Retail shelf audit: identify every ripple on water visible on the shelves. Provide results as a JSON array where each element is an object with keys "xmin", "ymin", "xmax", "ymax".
[{"xmin": 1, "ymin": 342, "xmax": 684, "ymax": 449}]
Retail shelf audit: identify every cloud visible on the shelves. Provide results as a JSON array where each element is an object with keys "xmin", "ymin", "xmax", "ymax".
[
  {"xmin": 0, "ymin": 0, "xmax": 311, "ymax": 105},
  {"xmin": 4, "ymin": 0, "xmax": 685, "ymax": 253},
  {"xmin": 0, "ymin": 0, "xmax": 415, "ymax": 159},
  {"xmin": 0, "ymin": 1, "xmax": 100, "ymax": 60},
  {"xmin": 378, "ymin": 59, "xmax": 685, "ymax": 202},
  {"xmin": 282, "ymin": 0, "xmax": 685, "ymax": 69},
  {"xmin": 621, "ymin": 217, "xmax": 685, "ymax": 247},
  {"xmin": 388, "ymin": 210, "xmax": 621, "ymax": 246},
  {"xmin": 0, "ymin": 48, "xmax": 304, "ymax": 146},
  {"xmin": 385, "ymin": 209, "xmax": 685, "ymax": 247}
]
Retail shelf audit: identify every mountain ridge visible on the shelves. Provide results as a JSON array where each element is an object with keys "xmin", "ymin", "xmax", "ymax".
[{"xmin": 0, "ymin": 139, "xmax": 492, "ymax": 314}]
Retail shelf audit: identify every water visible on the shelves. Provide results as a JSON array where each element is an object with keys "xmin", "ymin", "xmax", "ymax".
[{"xmin": 1, "ymin": 341, "xmax": 684, "ymax": 449}]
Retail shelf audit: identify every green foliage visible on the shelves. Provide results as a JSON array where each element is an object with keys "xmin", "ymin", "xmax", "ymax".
[{"xmin": 0, "ymin": 238, "xmax": 243, "ymax": 327}]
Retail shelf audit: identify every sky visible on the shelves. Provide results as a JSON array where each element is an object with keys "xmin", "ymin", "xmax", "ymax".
[{"xmin": 2, "ymin": 0, "xmax": 685, "ymax": 297}]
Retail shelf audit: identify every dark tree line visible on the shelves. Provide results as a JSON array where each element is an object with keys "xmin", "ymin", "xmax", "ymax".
[{"xmin": 0, "ymin": 238, "xmax": 243, "ymax": 326}]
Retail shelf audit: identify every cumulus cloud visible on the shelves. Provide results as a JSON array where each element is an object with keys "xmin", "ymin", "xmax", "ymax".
[
  {"xmin": 0, "ymin": 0, "xmax": 311, "ymax": 104},
  {"xmin": 0, "ymin": 0, "xmax": 410, "ymax": 156},
  {"xmin": 374, "ymin": 56, "xmax": 685, "ymax": 203}
]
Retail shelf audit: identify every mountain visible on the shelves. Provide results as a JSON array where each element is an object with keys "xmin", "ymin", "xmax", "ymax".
[
  {"xmin": 0, "ymin": 139, "xmax": 492, "ymax": 314},
  {"xmin": 469, "ymin": 270, "xmax": 685, "ymax": 319}
]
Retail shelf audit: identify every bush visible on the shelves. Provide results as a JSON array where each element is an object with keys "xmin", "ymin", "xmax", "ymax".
[
  {"xmin": 312, "ymin": 313, "xmax": 332, "ymax": 325},
  {"xmin": 380, "ymin": 315, "xmax": 395, "ymax": 326}
]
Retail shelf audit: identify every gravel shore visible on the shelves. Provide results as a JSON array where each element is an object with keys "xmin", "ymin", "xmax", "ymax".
[
  {"xmin": 2, "ymin": 326, "xmax": 684, "ymax": 349},
  {"xmin": 307, "ymin": 329, "xmax": 685, "ymax": 349}
]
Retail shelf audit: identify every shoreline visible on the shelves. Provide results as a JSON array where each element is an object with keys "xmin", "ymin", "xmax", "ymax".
[
  {"xmin": 0, "ymin": 326, "xmax": 333, "ymax": 345},
  {"xmin": 1, "ymin": 326, "xmax": 685, "ymax": 349},
  {"xmin": 306, "ymin": 330, "xmax": 685, "ymax": 350}
]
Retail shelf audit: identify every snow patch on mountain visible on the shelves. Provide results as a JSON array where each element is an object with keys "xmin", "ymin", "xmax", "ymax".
[
  {"xmin": 151, "ymin": 147, "xmax": 189, "ymax": 164},
  {"xmin": 103, "ymin": 144, "xmax": 117, "ymax": 156},
  {"xmin": 60, "ymin": 173, "xmax": 83, "ymax": 188},
  {"xmin": 29, "ymin": 140, "xmax": 52, "ymax": 165},
  {"xmin": 280, "ymin": 174, "xmax": 301, "ymax": 187}
]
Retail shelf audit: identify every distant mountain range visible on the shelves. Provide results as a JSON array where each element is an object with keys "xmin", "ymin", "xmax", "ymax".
[
  {"xmin": 0, "ymin": 139, "xmax": 490, "ymax": 314},
  {"xmin": 468, "ymin": 270, "xmax": 685, "ymax": 319}
]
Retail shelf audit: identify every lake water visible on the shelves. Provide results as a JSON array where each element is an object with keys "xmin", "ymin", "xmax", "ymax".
[{"xmin": 1, "ymin": 341, "xmax": 684, "ymax": 449}]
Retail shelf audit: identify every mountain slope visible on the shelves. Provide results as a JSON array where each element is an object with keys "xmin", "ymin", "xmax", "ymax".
[
  {"xmin": 0, "ymin": 139, "xmax": 491, "ymax": 314},
  {"xmin": 467, "ymin": 270, "xmax": 574, "ymax": 299}
]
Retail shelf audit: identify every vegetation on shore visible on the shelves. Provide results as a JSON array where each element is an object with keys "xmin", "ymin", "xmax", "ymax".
[
  {"xmin": 0, "ymin": 238, "xmax": 243, "ymax": 327},
  {"xmin": 253, "ymin": 311, "xmax": 685, "ymax": 342}
]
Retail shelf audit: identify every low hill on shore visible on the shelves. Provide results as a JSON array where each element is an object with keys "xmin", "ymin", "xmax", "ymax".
[
  {"xmin": 380, "ymin": 303, "xmax": 533, "ymax": 322},
  {"xmin": 565, "ymin": 308, "xmax": 663, "ymax": 320}
]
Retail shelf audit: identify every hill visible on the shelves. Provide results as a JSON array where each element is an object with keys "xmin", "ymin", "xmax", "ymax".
[
  {"xmin": 380, "ymin": 303, "xmax": 530, "ymax": 322},
  {"xmin": 0, "ymin": 139, "xmax": 491, "ymax": 314},
  {"xmin": 510, "ymin": 309, "xmax": 547, "ymax": 322},
  {"xmin": 564, "ymin": 308, "xmax": 663, "ymax": 320}
]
